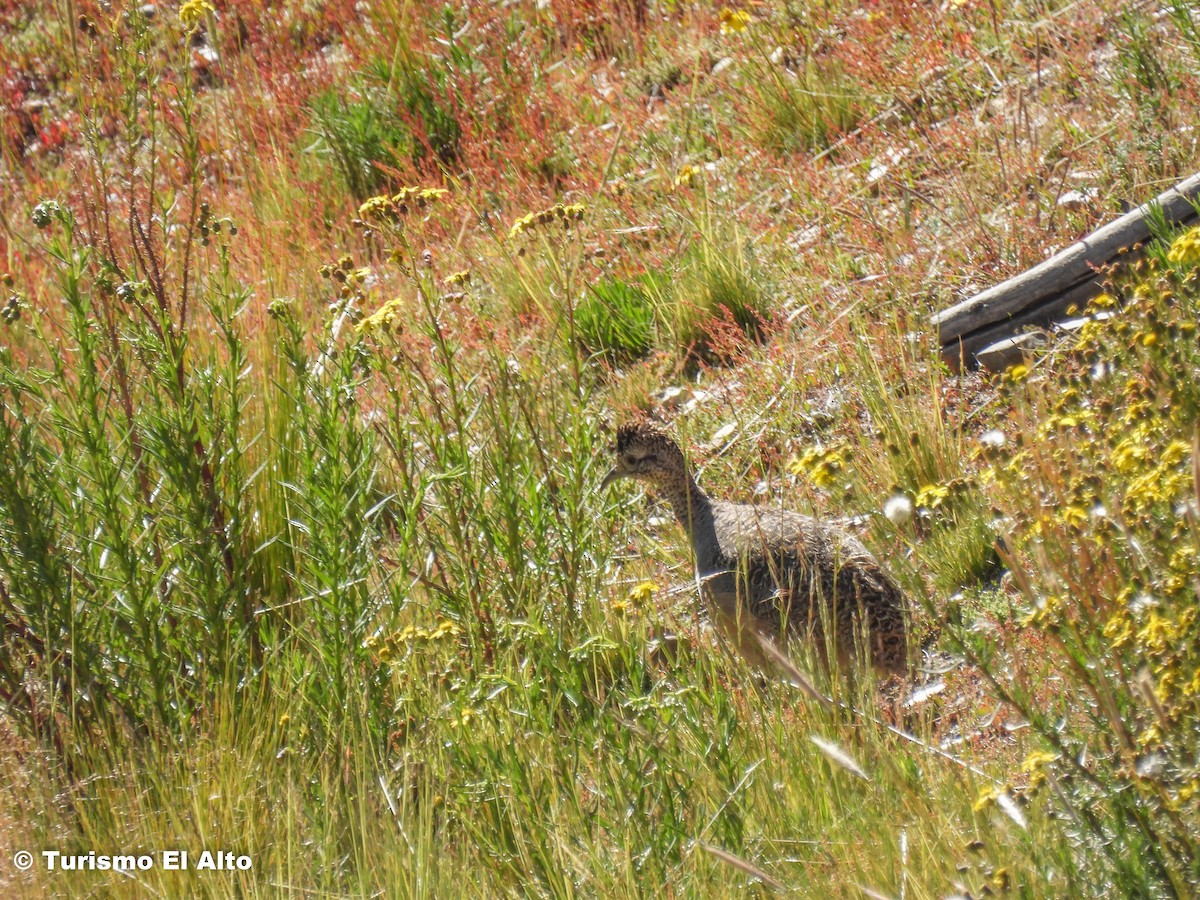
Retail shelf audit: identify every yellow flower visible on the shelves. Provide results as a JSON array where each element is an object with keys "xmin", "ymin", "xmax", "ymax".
[
  {"xmin": 629, "ymin": 581, "xmax": 657, "ymax": 604},
  {"xmin": 509, "ymin": 212, "xmax": 536, "ymax": 238},
  {"xmin": 674, "ymin": 165, "xmax": 699, "ymax": 188},
  {"xmin": 444, "ymin": 269, "xmax": 471, "ymax": 287},
  {"xmin": 973, "ymin": 784, "xmax": 1004, "ymax": 812},
  {"xmin": 990, "ymin": 869, "xmax": 1011, "ymax": 893},
  {"xmin": 914, "ymin": 483, "xmax": 951, "ymax": 510},
  {"xmin": 1003, "ymin": 363, "xmax": 1030, "ymax": 384},
  {"xmin": 278, "ymin": 713, "xmax": 290, "ymax": 728},
  {"xmin": 430, "ymin": 619, "xmax": 461, "ymax": 639},
  {"xmin": 1059, "ymin": 505, "xmax": 1088, "ymax": 530},
  {"xmin": 1185, "ymin": 669, "xmax": 1200, "ymax": 699},
  {"xmin": 1112, "ymin": 436, "xmax": 1151, "ymax": 474},
  {"xmin": 1137, "ymin": 723, "xmax": 1162, "ymax": 747},
  {"xmin": 1124, "ymin": 465, "xmax": 1185, "ymax": 516},
  {"xmin": 1167, "ymin": 226, "xmax": 1200, "ymax": 267},
  {"xmin": 1021, "ymin": 750, "xmax": 1058, "ymax": 773},
  {"xmin": 787, "ymin": 444, "xmax": 850, "ymax": 489},
  {"xmin": 1023, "ymin": 593, "xmax": 1064, "ymax": 628},
  {"xmin": 358, "ymin": 188, "xmax": 449, "ymax": 223},
  {"xmin": 1168, "ymin": 545, "xmax": 1197, "ymax": 574},
  {"xmin": 615, "ymin": 580, "xmax": 656, "ymax": 616},
  {"xmin": 1137, "ymin": 611, "xmax": 1176, "ymax": 654},
  {"xmin": 509, "ymin": 202, "xmax": 586, "ymax": 239},
  {"xmin": 1104, "ymin": 612, "xmax": 1134, "ymax": 649},
  {"xmin": 179, "ymin": 0, "xmax": 215, "ymax": 28},
  {"xmin": 719, "ymin": 8, "xmax": 753, "ymax": 33},
  {"xmin": 357, "ymin": 298, "xmax": 406, "ymax": 336},
  {"xmin": 358, "ymin": 195, "xmax": 392, "ymax": 220},
  {"xmin": 1161, "ymin": 440, "xmax": 1190, "ymax": 468},
  {"xmin": 393, "ymin": 186, "xmax": 449, "ymax": 208}
]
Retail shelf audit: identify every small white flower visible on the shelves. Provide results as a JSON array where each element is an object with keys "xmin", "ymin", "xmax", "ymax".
[
  {"xmin": 883, "ymin": 494, "xmax": 914, "ymax": 526},
  {"xmin": 1128, "ymin": 593, "xmax": 1158, "ymax": 615},
  {"xmin": 979, "ymin": 428, "xmax": 1006, "ymax": 449}
]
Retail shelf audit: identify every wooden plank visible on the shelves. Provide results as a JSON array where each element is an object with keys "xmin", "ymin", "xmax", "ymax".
[
  {"xmin": 932, "ymin": 172, "xmax": 1200, "ymax": 345},
  {"xmin": 974, "ymin": 332, "xmax": 1048, "ymax": 372},
  {"xmin": 940, "ymin": 278, "xmax": 1102, "ymax": 370}
]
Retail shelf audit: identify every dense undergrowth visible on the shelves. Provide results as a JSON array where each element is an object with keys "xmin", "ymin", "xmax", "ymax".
[{"xmin": 2, "ymin": 0, "xmax": 1200, "ymax": 896}]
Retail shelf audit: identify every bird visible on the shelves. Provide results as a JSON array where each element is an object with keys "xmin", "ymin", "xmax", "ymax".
[{"xmin": 602, "ymin": 422, "xmax": 909, "ymax": 676}]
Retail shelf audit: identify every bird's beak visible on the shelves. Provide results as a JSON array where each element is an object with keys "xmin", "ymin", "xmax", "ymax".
[{"xmin": 600, "ymin": 468, "xmax": 623, "ymax": 491}]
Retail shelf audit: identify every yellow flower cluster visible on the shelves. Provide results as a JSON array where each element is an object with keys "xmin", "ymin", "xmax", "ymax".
[
  {"xmin": 993, "ymin": 246, "xmax": 1200, "ymax": 793},
  {"xmin": 787, "ymin": 443, "xmax": 850, "ymax": 489},
  {"xmin": 509, "ymin": 202, "xmax": 586, "ymax": 239},
  {"xmin": 356, "ymin": 298, "xmax": 405, "ymax": 336},
  {"xmin": 1035, "ymin": 408, "xmax": 1093, "ymax": 440},
  {"xmin": 1167, "ymin": 226, "xmax": 1200, "ymax": 267},
  {"xmin": 1057, "ymin": 505, "xmax": 1088, "ymax": 531},
  {"xmin": 612, "ymin": 580, "xmax": 657, "ymax": 615},
  {"xmin": 975, "ymin": 752, "xmax": 1058, "ymax": 824},
  {"xmin": 1021, "ymin": 750, "xmax": 1058, "ymax": 789},
  {"xmin": 444, "ymin": 269, "xmax": 471, "ymax": 287},
  {"xmin": 1022, "ymin": 593, "xmax": 1064, "ymax": 628},
  {"xmin": 972, "ymin": 784, "xmax": 1006, "ymax": 813},
  {"xmin": 914, "ymin": 483, "xmax": 951, "ymax": 510},
  {"xmin": 179, "ymin": 0, "xmax": 215, "ymax": 29},
  {"xmin": 363, "ymin": 619, "xmax": 462, "ymax": 662},
  {"xmin": 629, "ymin": 580, "xmax": 657, "ymax": 603},
  {"xmin": 719, "ymin": 8, "xmax": 753, "ymax": 33},
  {"xmin": 1001, "ymin": 362, "xmax": 1030, "ymax": 384},
  {"xmin": 1123, "ymin": 457, "xmax": 1189, "ymax": 516},
  {"xmin": 674, "ymin": 165, "xmax": 699, "ymax": 188},
  {"xmin": 318, "ymin": 254, "xmax": 374, "ymax": 310},
  {"xmin": 358, "ymin": 187, "xmax": 450, "ymax": 224}
]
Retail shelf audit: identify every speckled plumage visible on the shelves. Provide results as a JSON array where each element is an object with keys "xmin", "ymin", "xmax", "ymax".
[{"xmin": 603, "ymin": 423, "xmax": 909, "ymax": 675}]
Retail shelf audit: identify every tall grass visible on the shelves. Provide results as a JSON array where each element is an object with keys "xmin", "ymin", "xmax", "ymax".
[{"xmin": 3, "ymin": 1, "xmax": 1200, "ymax": 897}]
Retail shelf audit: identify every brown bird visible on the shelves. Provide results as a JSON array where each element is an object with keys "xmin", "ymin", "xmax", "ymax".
[{"xmin": 602, "ymin": 422, "xmax": 909, "ymax": 676}]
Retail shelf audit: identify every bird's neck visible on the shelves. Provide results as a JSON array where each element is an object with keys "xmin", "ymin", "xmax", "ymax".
[{"xmin": 662, "ymin": 472, "xmax": 713, "ymax": 536}]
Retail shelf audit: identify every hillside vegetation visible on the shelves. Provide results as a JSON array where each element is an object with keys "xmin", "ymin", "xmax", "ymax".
[{"xmin": 2, "ymin": 0, "xmax": 1200, "ymax": 895}]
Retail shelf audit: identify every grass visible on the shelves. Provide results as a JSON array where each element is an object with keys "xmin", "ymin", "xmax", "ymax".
[{"xmin": 2, "ymin": 0, "xmax": 1200, "ymax": 895}]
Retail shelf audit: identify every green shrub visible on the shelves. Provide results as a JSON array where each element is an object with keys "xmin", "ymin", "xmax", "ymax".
[
  {"xmin": 309, "ymin": 87, "xmax": 409, "ymax": 199},
  {"xmin": 310, "ymin": 18, "xmax": 467, "ymax": 197},
  {"xmin": 667, "ymin": 231, "xmax": 773, "ymax": 361},
  {"xmin": 575, "ymin": 275, "xmax": 658, "ymax": 363},
  {"xmin": 747, "ymin": 57, "xmax": 865, "ymax": 156},
  {"xmin": 365, "ymin": 48, "xmax": 463, "ymax": 169}
]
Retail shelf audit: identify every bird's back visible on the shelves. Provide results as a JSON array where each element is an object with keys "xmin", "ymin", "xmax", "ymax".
[{"xmin": 695, "ymin": 499, "xmax": 909, "ymax": 674}]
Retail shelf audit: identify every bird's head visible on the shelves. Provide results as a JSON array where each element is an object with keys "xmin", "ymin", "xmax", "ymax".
[{"xmin": 600, "ymin": 422, "xmax": 688, "ymax": 490}]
